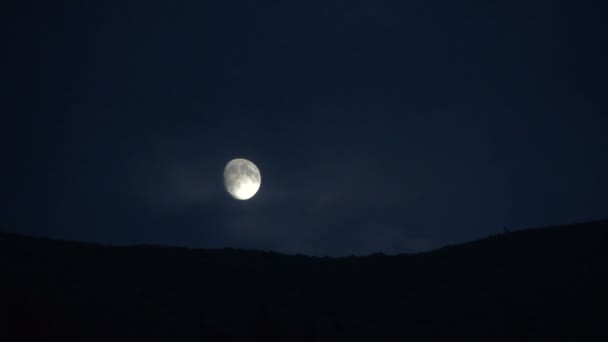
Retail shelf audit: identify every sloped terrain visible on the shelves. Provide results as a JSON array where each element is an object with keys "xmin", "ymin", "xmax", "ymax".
[{"xmin": 1, "ymin": 220, "xmax": 607, "ymax": 341}]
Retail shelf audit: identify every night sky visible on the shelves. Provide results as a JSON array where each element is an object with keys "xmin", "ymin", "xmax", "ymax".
[{"xmin": 5, "ymin": 0, "xmax": 608, "ymax": 256}]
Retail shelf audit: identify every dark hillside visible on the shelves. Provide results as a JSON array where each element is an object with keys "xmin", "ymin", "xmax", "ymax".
[{"xmin": 1, "ymin": 221, "xmax": 607, "ymax": 341}]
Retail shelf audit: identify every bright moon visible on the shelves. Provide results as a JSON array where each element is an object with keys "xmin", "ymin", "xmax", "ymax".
[{"xmin": 223, "ymin": 158, "xmax": 261, "ymax": 200}]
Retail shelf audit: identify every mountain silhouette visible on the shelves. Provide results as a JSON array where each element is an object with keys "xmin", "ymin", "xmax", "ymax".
[{"xmin": 1, "ymin": 220, "xmax": 607, "ymax": 341}]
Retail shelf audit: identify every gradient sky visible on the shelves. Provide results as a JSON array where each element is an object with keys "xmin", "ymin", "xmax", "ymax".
[{"xmin": 4, "ymin": 0, "xmax": 608, "ymax": 256}]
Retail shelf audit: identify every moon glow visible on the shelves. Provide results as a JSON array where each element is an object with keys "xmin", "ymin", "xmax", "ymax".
[{"xmin": 223, "ymin": 158, "xmax": 261, "ymax": 200}]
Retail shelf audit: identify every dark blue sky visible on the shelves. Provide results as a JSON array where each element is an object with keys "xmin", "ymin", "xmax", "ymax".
[{"xmin": 4, "ymin": 0, "xmax": 608, "ymax": 256}]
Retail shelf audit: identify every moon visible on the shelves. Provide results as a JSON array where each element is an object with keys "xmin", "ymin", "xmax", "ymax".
[{"xmin": 223, "ymin": 158, "xmax": 261, "ymax": 200}]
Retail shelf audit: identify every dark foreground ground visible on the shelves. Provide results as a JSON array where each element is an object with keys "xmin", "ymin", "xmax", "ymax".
[{"xmin": 1, "ymin": 220, "xmax": 607, "ymax": 341}]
